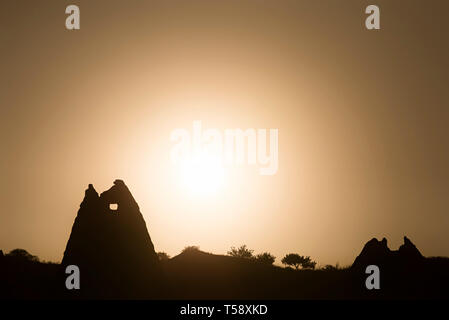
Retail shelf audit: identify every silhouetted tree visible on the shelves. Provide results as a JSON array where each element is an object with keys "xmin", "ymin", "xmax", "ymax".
[
  {"xmin": 7, "ymin": 249, "xmax": 39, "ymax": 262},
  {"xmin": 157, "ymin": 252, "xmax": 170, "ymax": 261},
  {"xmin": 182, "ymin": 246, "xmax": 200, "ymax": 253},
  {"xmin": 301, "ymin": 256, "xmax": 317, "ymax": 269},
  {"xmin": 281, "ymin": 253, "xmax": 316, "ymax": 270},
  {"xmin": 255, "ymin": 252, "xmax": 276, "ymax": 265},
  {"xmin": 227, "ymin": 245, "xmax": 254, "ymax": 259},
  {"xmin": 281, "ymin": 254, "xmax": 301, "ymax": 269}
]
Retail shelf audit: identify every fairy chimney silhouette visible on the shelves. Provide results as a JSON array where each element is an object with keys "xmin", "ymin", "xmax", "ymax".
[
  {"xmin": 62, "ymin": 180, "xmax": 160, "ymax": 297},
  {"xmin": 352, "ymin": 236, "xmax": 424, "ymax": 270}
]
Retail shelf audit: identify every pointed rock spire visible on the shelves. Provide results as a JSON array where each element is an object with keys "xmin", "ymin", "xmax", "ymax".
[{"xmin": 62, "ymin": 180, "xmax": 161, "ymax": 298}]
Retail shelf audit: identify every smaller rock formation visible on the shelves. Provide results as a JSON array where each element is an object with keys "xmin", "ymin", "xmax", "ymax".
[
  {"xmin": 352, "ymin": 236, "xmax": 424, "ymax": 270},
  {"xmin": 398, "ymin": 236, "xmax": 423, "ymax": 259}
]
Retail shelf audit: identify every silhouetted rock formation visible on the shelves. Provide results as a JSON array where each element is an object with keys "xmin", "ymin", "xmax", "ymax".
[
  {"xmin": 62, "ymin": 180, "xmax": 161, "ymax": 298},
  {"xmin": 349, "ymin": 237, "xmax": 449, "ymax": 299},
  {"xmin": 352, "ymin": 236, "xmax": 423, "ymax": 270},
  {"xmin": 398, "ymin": 236, "xmax": 423, "ymax": 259}
]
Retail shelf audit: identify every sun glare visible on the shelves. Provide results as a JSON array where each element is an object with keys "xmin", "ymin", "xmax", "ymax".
[{"xmin": 177, "ymin": 152, "xmax": 226, "ymax": 196}]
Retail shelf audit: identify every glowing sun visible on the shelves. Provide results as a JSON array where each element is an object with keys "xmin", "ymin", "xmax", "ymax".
[{"xmin": 177, "ymin": 152, "xmax": 225, "ymax": 196}]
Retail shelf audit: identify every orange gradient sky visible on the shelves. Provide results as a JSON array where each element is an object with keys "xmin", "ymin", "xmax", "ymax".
[{"xmin": 1, "ymin": 0, "xmax": 448, "ymax": 266}]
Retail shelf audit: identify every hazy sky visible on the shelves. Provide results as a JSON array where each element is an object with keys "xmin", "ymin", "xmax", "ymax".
[{"xmin": 1, "ymin": 0, "xmax": 448, "ymax": 266}]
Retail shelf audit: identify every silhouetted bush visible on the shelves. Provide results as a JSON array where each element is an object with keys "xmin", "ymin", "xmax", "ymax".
[
  {"xmin": 182, "ymin": 246, "xmax": 200, "ymax": 254},
  {"xmin": 254, "ymin": 252, "xmax": 276, "ymax": 265},
  {"xmin": 157, "ymin": 252, "xmax": 170, "ymax": 261},
  {"xmin": 281, "ymin": 253, "xmax": 316, "ymax": 270},
  {"xmin": 7, "ymin": 249, "xmax": 39, "ymax": 262},
  {"xmin": 227, "ymin": 245, "xmax": 254, "ymax": 259},
  {"xmin": 321, "ymin": 263, "xmax": 341, "ymax": 271},
  {"xmin": 302, "ymin": 257, "xmax": 317, "ymax": 269}
]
